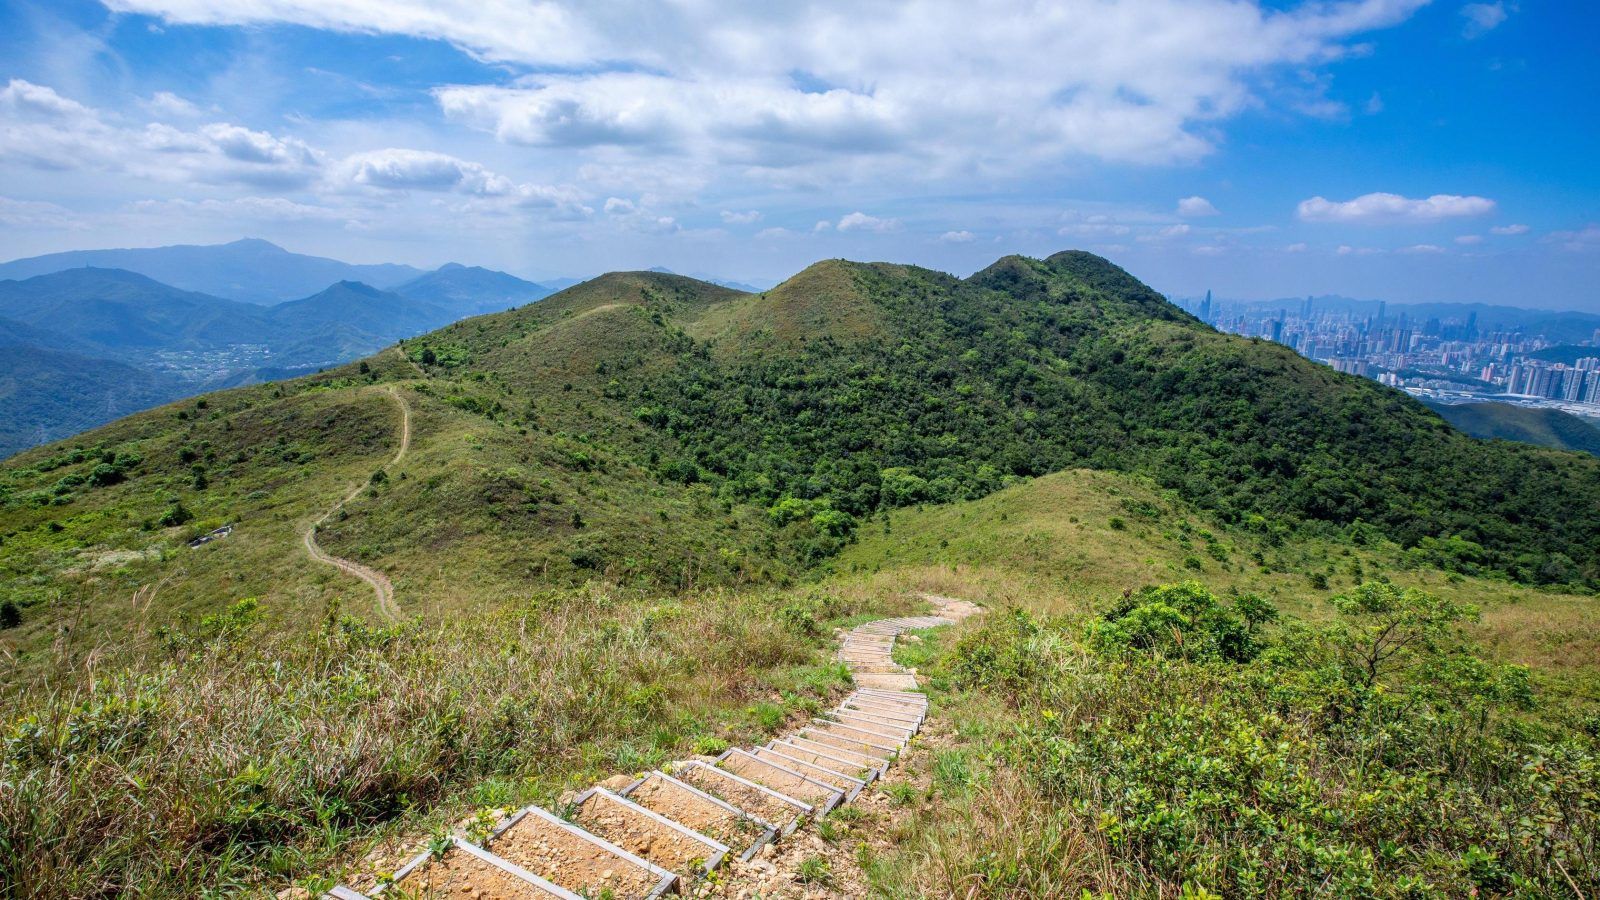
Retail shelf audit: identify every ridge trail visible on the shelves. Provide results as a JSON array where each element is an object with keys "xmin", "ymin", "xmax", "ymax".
[{"xmin": 301, "ymin": 384, "xmax": 409, "ymax": 622}]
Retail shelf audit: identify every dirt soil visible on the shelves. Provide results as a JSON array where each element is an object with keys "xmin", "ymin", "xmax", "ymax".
[
  {"xmin": 625, "ymin": 774, "xmax": 770, "ymax": 851},
  {"xmin": 674, "ymin": 764, "xmax": 806, "ymax": 831},
  {"xmin": 718, "ymin": 754, "xmax": 839, "ymax": 806},
  {"xmin": 487, "ymin": 812, "xmax": 663, "ymax": 898},
  {"xmin": 390, "ymin": 846, "xmax": 561, "ymax": 899},
  {"xmin": 574, "ymin": 791, "xmax": 721, "ymax": 875}
]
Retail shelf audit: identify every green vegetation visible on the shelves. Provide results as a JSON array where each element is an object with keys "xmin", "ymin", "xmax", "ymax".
[
  {"xmin": 0, "ymin": 585, "xmax": 893, "ymax": 896},
  {"xmin": 873, "ymin": 579, "xmax": 1596, "ymax": 897},
  {"xmin": 1425, "ymin": 399, "xmax": 1600, "ymax": 457},
  {"xmin": 2, "ymin": 250, "xmax": 1598, "ymax": 895}
]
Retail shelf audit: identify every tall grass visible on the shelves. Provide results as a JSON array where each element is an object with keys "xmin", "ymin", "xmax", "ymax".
[
  {"xmin": 881, "ymin": 598, "xmax": 1600, "ymax": 898},
  {"xmin": 0, "ymin": 585, "xmax": 889, "ymax": 897}
]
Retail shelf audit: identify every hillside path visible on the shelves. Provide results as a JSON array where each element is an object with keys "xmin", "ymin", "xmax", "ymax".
[
  {"xmin": 301, "ymin": 385, "xmax": 409, "ymax": 621},
  {"xmin": 318, "ymin": 595, "xmax": 983, "ymax": 899}
]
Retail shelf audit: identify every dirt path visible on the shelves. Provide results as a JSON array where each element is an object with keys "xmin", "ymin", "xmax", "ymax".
[
  {"xmin": 315, "ymin": 596, "xmax": 984, "ymax": 899},
  {"xmin": 301, "ymin": 385, "xmax": 410, "ymax": 622}
]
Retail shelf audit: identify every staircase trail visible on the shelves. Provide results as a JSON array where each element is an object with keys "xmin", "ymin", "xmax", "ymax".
[
  {"xmin": 320, "ymin": 595, "xmax": 982, "ymax": 899},
  {"xmin": 301, "ymin": 385, "xmax": 409, "ymax": 622}
]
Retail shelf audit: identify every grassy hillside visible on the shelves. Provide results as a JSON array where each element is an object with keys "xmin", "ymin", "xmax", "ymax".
[
  {"xmin": 835, "ymin": 475, "xmax": 1599, "ymax": 896},
  {"xmin": 1426, "ymin": 399, "xmax": 1600, "ymax": 456},
  {"xmin": 2, "ymin": 251, "xmax": 1598, "ymax": 895}
]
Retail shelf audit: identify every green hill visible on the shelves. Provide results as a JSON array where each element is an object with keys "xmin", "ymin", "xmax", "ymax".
[
  {"xmin": 1425, "ymin": 399, "xmax": 1600, "ymax": 456},
  {"xmin": 5, "ymin": 250, "xmax": 1600, "ymax": 670},
  {"xmin": 3, "ymin": 250, "xmax": 1598, "ymax": 896}
]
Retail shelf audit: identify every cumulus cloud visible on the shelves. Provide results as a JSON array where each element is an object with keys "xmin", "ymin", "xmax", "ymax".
[
  {"xmin": 1490, "ymin": 223, "xmax": 1529, "ymax": 235},
  {"xmin": 1284, "ymin": 242, "xmax": 1308, "ymax": 252},
  {"xmin": 1455, "ymin": 234, "xmax": 1483, "ymax": 245},
  {"xmin": 939, "ymin": 230, "xmax": 977, "ymax": 243},
  {"xmin": 1297, "ymin": 192, "xmax": 1496, "ymax": 224},
  {"xmin": 114, "ymin": 0, "xmax": 1429, "ymax": 180},
  {"xmin": 835, "ymin": 211, "xmax": 899, "ymax": 232},
  {"xmin": 0, "ymin": 79, "xmax": 323, "ymax": 187},
  {"xmin": 1460, "ymin": 2, "xmax": 1511, "ymax": 38},
  {"xmin": 1177, "ymin": 196, "xmax": 1220, "ymax": 217},
  {"xmin": 1396, "ymin": 243, "xmax": 1446, "ymax": 254},
  {"xmin": 336, "ymin": 148, "xmax": 513, "ymax": 195},
  {"xmin": 720, "ymin": 209, "xmax": 762, "ymax": 225}
]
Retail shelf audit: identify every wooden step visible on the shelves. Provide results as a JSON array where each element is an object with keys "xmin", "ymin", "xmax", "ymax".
[
  {"xmin": 828, "ymin": 711, "xmax": 917, "ymax": 739},
  {"xmin": 359, "ymin": 836, "xmax": 584, "ymax": 899},
  {"xmin": 750, "ymin": 747, "xmax": 868, "ymax": 800},
  {"xmin": 618, "ymin": 770, "xmax": 776, "ymax": 863},
  {"xmin": 483, "ymin": 805, "xmax": 678, "ymax": 899},
  {"xmin": 809, "ymin": 719, "xmax": 905, "ymax": 750},
  {"xmin": 670, "ymin": 761, "xmax": 812, "ymax": 836},
  {"xmin": 771, "ymin": 737, "xmax": 888, "ymax": 777},
  {"xmin": 572, "ymin": 786, "xmax": 729, "ymax": 877},
  {"xmin": 838, "ymin": 700, "xmax": 923, "ymax": 725},
  {"xmin": 794, "ymin": 725, "xmax": 899, "ymax": 759},
  {"xmin": 715, "ymin": 749, "xmax": 844, "ymax": 814}
]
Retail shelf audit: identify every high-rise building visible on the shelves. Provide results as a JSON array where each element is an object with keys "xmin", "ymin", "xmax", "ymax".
[
  {"xmin": 1198, "ymin": 289, "xmax": 1212, "ymax": 323},
  {"xmin": 1564, "ymin": 369, "xmax": 1589, "ymax": 401}
]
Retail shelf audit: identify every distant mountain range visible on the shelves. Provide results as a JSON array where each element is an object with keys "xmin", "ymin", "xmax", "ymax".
[
  {"xmin": 0, "ymin": 238, "xmax": 424, "ymax": 304},
  {"xmin": 0, "ymin": 241, "xmax": 554, "ymax": 457}
]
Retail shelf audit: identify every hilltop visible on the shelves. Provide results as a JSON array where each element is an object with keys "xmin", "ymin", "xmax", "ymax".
[
  {"xmin": 2, "ymin": 249, "xmax": 1598, "ymax": 896},
  {"xmin": 6, "ymin": 251, "xmax": 1600, "ymax": 657}
]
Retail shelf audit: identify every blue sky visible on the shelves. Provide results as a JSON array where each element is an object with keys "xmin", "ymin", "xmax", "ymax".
[{"xmin": 0, "ymin": 0, "xmax": 1596, "ymax": 308}]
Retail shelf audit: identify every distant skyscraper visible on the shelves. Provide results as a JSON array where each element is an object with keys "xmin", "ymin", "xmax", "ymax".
[
  {"xmin": 1302, "ymin": 295, "xmax": 1314, "ymax": 318},
  {"xmin": 1199, "ymin": 289, "xmax": 1212, "ymax": 323},
  {"xmin": 1376, "ymin": 300, "xmax": 1386, "ymax": 325}
]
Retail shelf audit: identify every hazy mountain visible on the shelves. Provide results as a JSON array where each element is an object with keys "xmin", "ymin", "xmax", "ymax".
[
  {"xmin": 0, "ymin": 267, "xmax": 530, "ymax": 455},
  {"xmin": 0, "ymin": 268, "xmax": 272, "ymax": 355},
  {"xmin": 0, "ymin": 238, "xmax": 424, "ymax": 304},
  {"xmin": 393, "ymin": 263, "xmax": 552, "ymax": 315},
  {"xmin": 266, "ymin": 281, "xmax": 453, "ymax": 362}
]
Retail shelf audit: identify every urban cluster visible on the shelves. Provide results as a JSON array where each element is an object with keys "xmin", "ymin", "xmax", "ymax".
[{"xmin": 1184, "ymin": 291, "xmax": 1600, "ymax": 408}]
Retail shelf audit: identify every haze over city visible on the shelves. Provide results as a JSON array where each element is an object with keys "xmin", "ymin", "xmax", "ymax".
[{"xmin": 2, "ymin": 0, "xmax": 1597, "ymax": 307}]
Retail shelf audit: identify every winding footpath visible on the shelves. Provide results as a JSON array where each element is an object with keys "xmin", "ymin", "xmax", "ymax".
[
  {"xmin": 302, "ymin": 385, "xmax": 410, "ymax": 622},
  {"xmin": 321, "ymin": 596, "xmax": 982, "ymax": 899}
]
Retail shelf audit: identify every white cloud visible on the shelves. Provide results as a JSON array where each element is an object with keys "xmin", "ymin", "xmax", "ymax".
[
  {"xmin": 129, "ymin": 196, "xmax": 352, "ymax": 222},
  {"xmin": 1454, "ymin": 234, "xmax": 1483, "ymax": 245},
  {"xmin": 0, "ymin": 79, "xmax": 323, "ymax": 187},
  {"xmin": 1297, "ymin": 192, "xmax": 1495, "ymax": 224},
  {"xmin": 756, "ymin": 226, "xmax": 795, "ymax": 239},
  {"xmin": 1336, "ymin": 245, "xmax": 1382, "ymax": 256},
  {"xmin": 0, "ymin": 196, "xmax": 86, "ymax": 229},
  {"xmin": 1490, "ymin": 223, "xmax": 1529, "ymax": 235},
  {"xmin": 939, "ymin": 230, "xmax": 977, "ymax": 243},
  {"xmin": 145, "ymin": 90, "xmax": 201, "ymax": 118},
  {"xmin": 1547, "ymin": 225, "xmax": 1600, "ymax": 253},
  {"xmin": 1284, "ymin": 242, "xmax": 1308, "ymax": 252},
  {"xmin": 114, "ymin": 0, "xmax": 1429, "ymax": 181},
  {"xmin": 720, "ymin": 209, "xmax": 761, "ymax": 225},
  {"xmin": 836, "ymin": 211, "xmax": 899, "ymax": 232},
  {"xmin": 336, "ymin": 148, "xmax": 505, "ymax": 193},
  {"xmin": 1460, "ymin": 2, "xmax": 1511, "ymax": 38},
  {"xmin": 1177, "ymin": 196, "xmax": 1220, "ymax": 217},
  {"xmin": 1396, "ymin": 243, "xmax": 1445, "ymax": 254}
]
